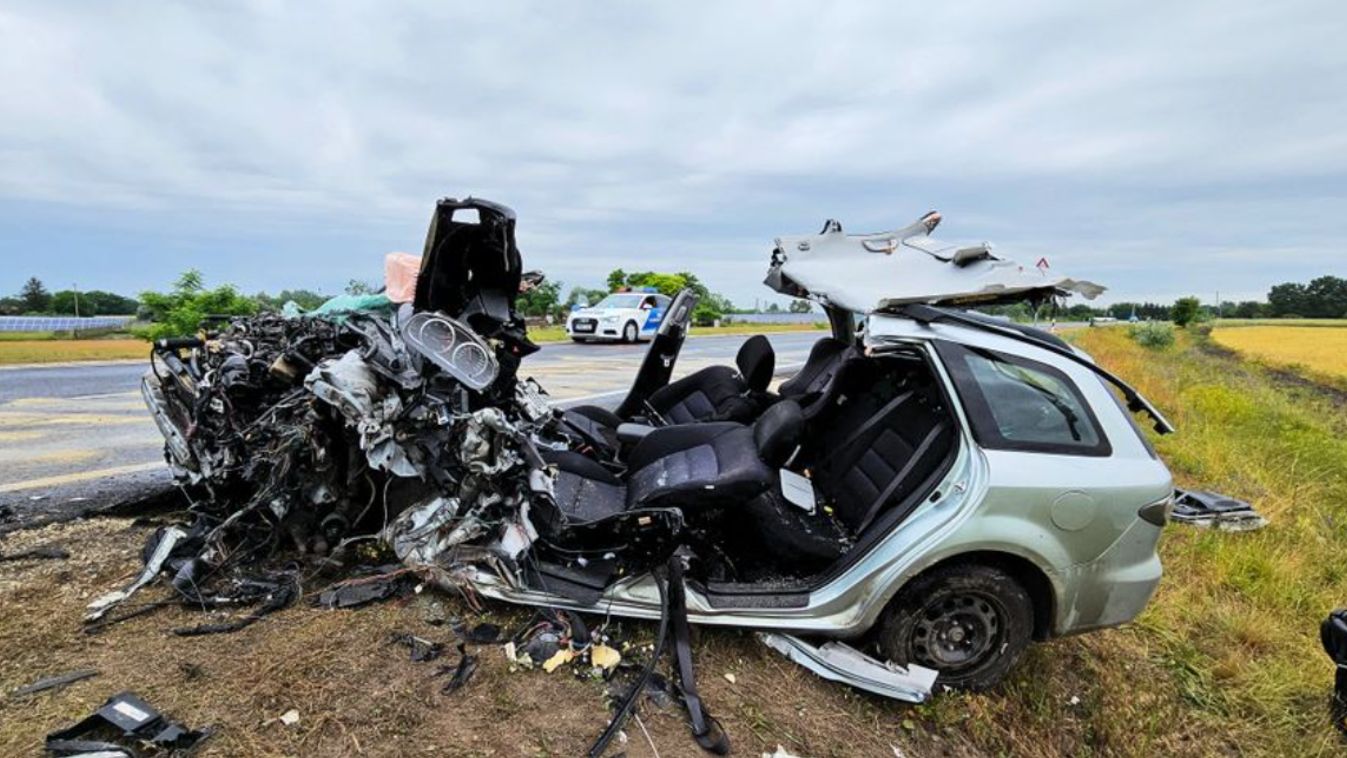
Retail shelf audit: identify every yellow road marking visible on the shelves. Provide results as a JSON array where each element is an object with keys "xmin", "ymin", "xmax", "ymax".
[
  {"xmin": 0, "ymin": 413, "xmax": 147, "ymax": 427},
  {"xmin": 0, "ymin": 449, "xmax": 98, "ymax": 465},
  {"xmin": 0, "ymin": 461, "xmax": 164, "ymax": 492}
]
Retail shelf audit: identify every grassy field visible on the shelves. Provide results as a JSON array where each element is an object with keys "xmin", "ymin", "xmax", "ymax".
[
  {"xmin": 1211, "ymin": 324, "xmax": 1347, "ymax": 386},
  {"xmin": 0, "ymin": 338, "xmax": 148, "ymax": 365},
  {"xmin": 2, "ymin": 325, "xmax": 1345, "ymax": 755}
]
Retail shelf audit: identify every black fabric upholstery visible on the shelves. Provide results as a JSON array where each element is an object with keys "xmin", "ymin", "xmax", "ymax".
[
  {"xmin": 735, "ymin": 335, "xmax": 776, "ymax": 393},
  {"xmin": 752, "ymin": 399, "xmax": 803, "ymax": 467},
  {"xmin": 627, "ymin": 424, "xmax": 771, "ymax": 511},
  {"xmin": 541, "ymin": 449, "xmax": 627, "ymax": 522},
  {"xmin": 777, "ymin": 337, "xmax": 860, "ymax": 421},
  {"xmin": 813, "ymin": 390, "xmax": 953, "ymax": 533},
  {"xmin": 648, "ymin": 365, "xmax": 746, "ymax": 424},
  {"xmin": 778, "ymin": 338, "xmax": 848, "ymax": 398},
  {"xmin": 547, "ymin": 400, "xmax": 803, "ymax": 519},
  {"xmin": 744, "ymin": 484, "xmax": 849, "ymax": 566},
  {"xmin": 561, "ymin": 405, "xmax": 622, "ymax": 451},
  {"xmin": 565, "ymin": 336, "xmax": 776, "ymax": 444}
]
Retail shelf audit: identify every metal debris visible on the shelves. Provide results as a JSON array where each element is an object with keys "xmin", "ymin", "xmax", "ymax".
[
  {"xmin": 1171, "ymin": 489, "xmax": 1267, "ymax": 531},
  {"xmin": 0, "ymin": 545, "xmax": 70, "ymax": 562},
  {"xmin": 759, "ymin": 632, "xmax": 938, "ymax": 703},
  {"xmin": 10, "ymin": 669, "xmax": 98, "ymax": 698}
]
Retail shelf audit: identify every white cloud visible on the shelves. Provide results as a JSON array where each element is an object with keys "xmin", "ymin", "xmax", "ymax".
[{"xmin": 0, "ymin": 0, "xmax": 1343, "ymax": 305}]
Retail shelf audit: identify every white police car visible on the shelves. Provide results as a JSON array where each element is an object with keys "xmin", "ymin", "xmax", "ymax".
[{"xmin": 566, "ymin": 291, "xmax": 671, "ymax": 343}]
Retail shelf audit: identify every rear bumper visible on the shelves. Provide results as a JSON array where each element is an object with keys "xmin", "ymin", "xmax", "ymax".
[{"xmin": 1051, "ymin": 517, "xmax": 1163, "ymax": 636}]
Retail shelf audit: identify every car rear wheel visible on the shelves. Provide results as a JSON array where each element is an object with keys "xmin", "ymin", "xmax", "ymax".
[
  {"xmin": 622, "ymin": 321, "xmax": 638, "ymax": 343},
  {"xmin": 875, "ymin": 564, "xmax": 1033, "ymax": 691}
]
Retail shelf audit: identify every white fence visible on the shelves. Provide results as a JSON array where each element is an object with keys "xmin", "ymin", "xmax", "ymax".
[{"xmin": 0, "ymin": 315, "xmax": 136, "ymax": 332}]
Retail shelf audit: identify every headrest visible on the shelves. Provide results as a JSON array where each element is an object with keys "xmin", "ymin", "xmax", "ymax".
[
  {"xmin": 735, "ymin": 335, "xmax": 776, "ymax": 393},
  {"xmin": 753, "ymin": 399, "xmax": 803, "ymax": 467}
]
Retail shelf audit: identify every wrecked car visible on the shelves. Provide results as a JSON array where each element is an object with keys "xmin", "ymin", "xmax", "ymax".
[{"xmin": 133, "ymin": 198, "xmax": 1175, "ymax": 718}]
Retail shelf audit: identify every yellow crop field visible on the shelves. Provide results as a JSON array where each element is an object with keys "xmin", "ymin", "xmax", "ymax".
[{"xmin": 1211, "ymin": 325, "xmax": 1347, "ymax": 382}]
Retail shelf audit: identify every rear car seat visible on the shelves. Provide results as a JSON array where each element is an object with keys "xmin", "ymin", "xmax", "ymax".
[{"xmin": 745, "ymin": 386, "xmax": 954, "ymax": 568}]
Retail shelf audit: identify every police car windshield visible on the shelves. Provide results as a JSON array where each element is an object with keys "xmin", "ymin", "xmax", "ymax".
[{"xmin": 595, "ymin": 294, "xmax": 646, "ymax": 309}]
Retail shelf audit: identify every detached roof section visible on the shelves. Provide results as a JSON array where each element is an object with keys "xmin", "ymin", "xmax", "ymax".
[{"xmin": 764, "ymin": 211, "xmax": 1105, "ymax": 313}]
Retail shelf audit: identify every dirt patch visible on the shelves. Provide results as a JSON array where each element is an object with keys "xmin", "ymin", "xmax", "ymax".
[{"xmin": 0, "ymin": 517, "xmax": 972, "ymax": 757}]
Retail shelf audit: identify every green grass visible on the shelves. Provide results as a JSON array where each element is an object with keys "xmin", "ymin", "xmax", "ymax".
[{"xmin": 981, "ymin": 326, "xmax": 1347, "ymax": 755}]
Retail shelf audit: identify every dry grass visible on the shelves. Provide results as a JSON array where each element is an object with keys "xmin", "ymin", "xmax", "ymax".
[
  {"xmin": 1211, "ymin": 325, "xmax": 1347, "ymax": 387},
  {"xmin": 3, "ymin": 328, "xmax": 1346, "ymax": 756},
  {"xmin": 0, "ymin": 339, "xmax": 148, "ymax": 365}
]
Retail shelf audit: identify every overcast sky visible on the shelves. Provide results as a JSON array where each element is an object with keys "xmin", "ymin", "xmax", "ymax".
[{"xmin": 1, "ymin": 1, "xmax": 1343, "ymax": 307}]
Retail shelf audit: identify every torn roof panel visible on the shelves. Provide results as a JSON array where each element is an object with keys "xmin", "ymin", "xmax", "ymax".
[{"xmin": 766, "ymin": 212, "xmax": 1105, "ymax": 313}]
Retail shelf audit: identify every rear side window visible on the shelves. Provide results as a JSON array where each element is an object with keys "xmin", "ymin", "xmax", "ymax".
[{"xmin": 936, "ymin": 342, "xmax": 1111, "ymax": 457}]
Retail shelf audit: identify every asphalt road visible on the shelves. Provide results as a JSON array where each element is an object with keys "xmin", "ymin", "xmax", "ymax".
[{"xmin": 0, "ymin": 332, "xmax": 822, "ymax": 513}]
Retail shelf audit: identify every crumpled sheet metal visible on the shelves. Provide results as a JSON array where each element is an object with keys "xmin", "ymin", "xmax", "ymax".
[
  {"xmin": 767, "ymin": 212, "xmax": 1104, "ymax": 313},
  {"xmin": 306, "ymin": 350, "xmax": 422, "ymax": 478},
  {"xmin": 758, "ymin": 632, "xmax": 937, "ymax": 702},
  {"xmin": 86, "ymin": 526, "xmax": 186, "ymax": 622}
]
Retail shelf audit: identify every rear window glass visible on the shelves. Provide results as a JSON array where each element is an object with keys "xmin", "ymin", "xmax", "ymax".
[{"xmin": 937, "ymin": 342, "xmax": 1111, "ymax": 456}]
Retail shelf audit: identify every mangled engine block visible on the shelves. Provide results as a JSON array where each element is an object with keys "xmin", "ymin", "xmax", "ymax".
[{"xmin": 140, "ymin": 307, "xmax": 673, "ymax": 601}]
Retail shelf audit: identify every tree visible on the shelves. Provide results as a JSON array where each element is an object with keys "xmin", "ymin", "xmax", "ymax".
[
  {"xmin": 788, "ymin": 299, "xmax": 812, "ymax": 313},
  {"xmin": 345, "ymin": 279, "xmax": 378, "ymax": 296},
  {"xmin": 1266, "ymin": 282, "xmax": 1307, "ymax": 317},
  {"xmin": 517, "ymin": 279, "xmax": 563, "ymax": 319},
  {"xmin": 606, "ymin": 269, "xmax": 627, "ymax": 292},
  {"xmin": 1234, "ymin": 301, "xmax": 1265, "ymax": 319},
  {"xmin": 19, "ymin": 277, "xmax": 51, "ymax": 313},
  {"xmin": 566, "ymin": 286, "xmax": 607, "ymax": 309},
  {"xmin": 255, "ymin": 289, "xmax": 329, "ymax": 312},
  {"xmin": 1304, "ymin": 275, "xmax": 1347, "ymax": 318},
  {"xmin": 0, "ymin": 296, "xmax": 23, "ymax": 315},
  {"xmin": 1171, "ymin": 296, "xmax": 1202, "ymax": 328},
  {"xmin": 49, "ymin": 290, "xmax": 140, "ymax": 316},
  {"xmin": 139, "ymin": 271, "xmax": 257, "ymax": 341},
  {"xmin": 175, "ymin": 270, "xmax": 204, "ymax": 293}
]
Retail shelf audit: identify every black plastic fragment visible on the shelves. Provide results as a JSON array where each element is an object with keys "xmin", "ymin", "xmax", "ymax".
[
  {"xmin": 434, "ymin": 643, "xmax": 479, "ymax": 694},
  {"xmin": 314, "ymin": 568, "xmax": 410, "ymax": 610},
  {"xmin": 10, "ymin": 668, "xmax": 98, "ymax": 698},
  {"xmin": 389, "ymin": 632, "xmax": 445, "ymax": 662},
  {"xmin": 1321, "ymin": 608, "xmax": 1347, "ymax": 736},
  {"xmin": 45, "ymin": 690, "xmax": 211, "ymax": 756},
  {"xmin": 0, "ymin": 545, "xmax": 70, "ymax": 562},
  {"xmin": 459, "ymin": 622, "xmax": 501, "ymax": 644},
  {"xmin": 172, "ymin": 575, "xmax": 300, "ymax": 636}
]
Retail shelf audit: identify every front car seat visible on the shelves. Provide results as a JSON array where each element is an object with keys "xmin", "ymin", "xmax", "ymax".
[
  {"xmin": 545, "ymin": 400, "xmax": 803, "ymax": 523},
  {"xmin": 563, "ymin": 335, "xmax": 776, "ymax": 450}
]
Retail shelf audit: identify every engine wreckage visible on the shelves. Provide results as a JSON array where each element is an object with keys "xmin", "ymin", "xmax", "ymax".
[{"xmin": 122, "ymin": 198, "xmax": 739, "ymax": 754}]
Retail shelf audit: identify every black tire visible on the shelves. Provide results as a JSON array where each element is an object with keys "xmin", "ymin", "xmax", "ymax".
[
  {"xmin": 622, "ymin": 321, "xmax": 638, "ymax": 343},
  {"xmin": 875, "ymin": 563, "xmax": 1033, "ymax": 692}
]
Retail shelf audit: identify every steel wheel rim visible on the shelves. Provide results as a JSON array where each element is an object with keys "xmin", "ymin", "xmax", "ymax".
[{"xmin": 909, "ymin": 591, "xmax": 1004, "ymax": 670}]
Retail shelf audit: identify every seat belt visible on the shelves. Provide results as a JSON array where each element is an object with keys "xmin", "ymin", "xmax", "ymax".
[
  {"xmin": 853, "ymin": 422, "xmax": 947, "ymax": 535},
  {"xmin": 668, "ymin": 556, "xmax": 731, "ymax": 755},
  {"xmin": 818, "ymin": 390, "xmax": 914, "ymax": 469}
]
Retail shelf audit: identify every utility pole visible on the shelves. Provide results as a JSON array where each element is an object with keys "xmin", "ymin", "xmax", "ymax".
[{"xmin": 73, "ymin": 282, "xmax": 80, "ymax": 319}]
